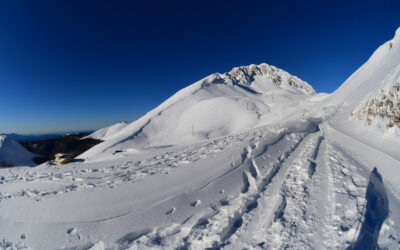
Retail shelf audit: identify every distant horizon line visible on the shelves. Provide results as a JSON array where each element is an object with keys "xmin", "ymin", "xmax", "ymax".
[
  {"xmin": 0, "ymin": 129, "xmax": 97, "ymax": 136},
  {"xmin": 1, "ymin": 120, "xmax": 132, "ymax": 136}
]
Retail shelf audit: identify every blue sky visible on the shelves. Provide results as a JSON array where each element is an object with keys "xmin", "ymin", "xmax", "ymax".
[{"xmin": 1, "ymin": 0, "xmax": 400, "ymax": 134}]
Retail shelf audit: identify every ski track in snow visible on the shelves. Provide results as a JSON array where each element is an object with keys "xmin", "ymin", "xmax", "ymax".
[
  {"xmin": 111, "ymin": 128, "xmax": 310, "ymax": 249},
  {"xmin": 105, "ymin": 125, "xmax": 398, "ymax": 250},
  {"xmin": 1, "ymin": 122, "xmax": 400, "ymax": 250}
]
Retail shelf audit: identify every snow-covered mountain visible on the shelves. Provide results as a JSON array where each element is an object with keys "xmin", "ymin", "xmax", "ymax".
[
  {"xmin": 0, "ymin": 135, "xmax": 35, "ymax": 167},
  {"xmin": 81, "ymin": 63, "xmax": 315, "ymax": 159},
  {"xmin": 2, "ymin": 28, "xmax": 400, "ymax": 250}
]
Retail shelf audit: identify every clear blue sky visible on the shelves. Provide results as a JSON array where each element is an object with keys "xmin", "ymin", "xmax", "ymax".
[{"xmin": 1, "ymin": 0, "xmax": 400, "ymax": 134}]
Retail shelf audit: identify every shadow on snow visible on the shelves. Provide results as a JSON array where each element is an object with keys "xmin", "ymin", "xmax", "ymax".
[{"xmin": 347, "ymin": 167, "xmax": 389, "ymax": 250}]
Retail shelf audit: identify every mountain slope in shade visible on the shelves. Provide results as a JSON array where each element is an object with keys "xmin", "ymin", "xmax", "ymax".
[
  {"xmin": 80, "ymin": 63, "xmax": 315, "ymax": 160},
  {"xmin": 0, "ymin": 135, "xmax": 35, "ymax": 167}
]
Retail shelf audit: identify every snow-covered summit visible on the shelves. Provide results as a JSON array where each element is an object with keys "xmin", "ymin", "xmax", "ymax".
[
  {"xmin": 80, "ymin": 63, "xmax": 315, "ymax": 160},
  {"xmin": 208, "ymin": 63, "xmax": 315, "ymax": 95},
  {"xmin": 0, "ymin": 135, "xmax": 35, "ymax": 167}
]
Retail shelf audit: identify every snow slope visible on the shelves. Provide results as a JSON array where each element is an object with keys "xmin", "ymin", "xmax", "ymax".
[
  {"xmin": 81, "ymin": 63, "xmax": 315, "ymax": 160},
  {"xmin": 325, "ymin": 27, "xmax": 400, "ymax": 121},
  {"xmin": 0, "ymin": 135, "xmax": 35, "ymax": 167},
  {"xmin": 84, "ymin": 122, "xmax": 128, "ymax": 140},
  {"xmin": 2, "ymin": 114, "xmax": 399, "ymax": 249},
  {"xmin": 323, "ymin": 27, "xmax": 400, "ymax": 161}
]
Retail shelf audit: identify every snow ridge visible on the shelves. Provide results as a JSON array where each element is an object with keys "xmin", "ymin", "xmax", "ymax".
[
  {"xmin": 85, "ymin": 121, "xmax": 128, "ymax": 141},
  {"xmin": 327, "ymin": 26, "xmax": 400, "ymax": 112}
]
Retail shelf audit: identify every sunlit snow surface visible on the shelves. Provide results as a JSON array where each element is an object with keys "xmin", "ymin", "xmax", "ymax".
[{"xmin": 2, "ymin": 28, "xmax": 400, "ymax": 249}]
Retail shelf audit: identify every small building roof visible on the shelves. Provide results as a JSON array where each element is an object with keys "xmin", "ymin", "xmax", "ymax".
[{"xmin": 55, "ymin": 153, "xmax": 68, "ymax": 157}]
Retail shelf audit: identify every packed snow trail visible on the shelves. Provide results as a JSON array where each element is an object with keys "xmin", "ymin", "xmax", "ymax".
[{"xmin": 224, "ymin": 131, "xmax": 325, "ymax": 249}]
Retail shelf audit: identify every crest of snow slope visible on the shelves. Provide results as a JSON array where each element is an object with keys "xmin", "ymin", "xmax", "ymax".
[
  {"xmin": 0, "ymin": 135, "xmax": 35, "ymax": 167},
  {"xmin": 80, "ymin": 63, "xmax": 315, "ymax": 160},
  {"xmin": 325, "ymin": 27, "xmax": 400, "ymax": 129},
  {"xmin": 84, "ymin": 121, "xmax": 128, "ymax": 140}
]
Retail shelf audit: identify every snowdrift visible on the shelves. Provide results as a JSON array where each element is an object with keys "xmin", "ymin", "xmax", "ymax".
[{"xmin": 80, "ymin": 63, "xmax": 315, "ymax": 160}]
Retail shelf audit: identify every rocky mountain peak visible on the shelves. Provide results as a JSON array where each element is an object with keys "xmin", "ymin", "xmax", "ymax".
[{"xmin": 207, "ymin": 63, "xmax": 316, "ymax": 95}]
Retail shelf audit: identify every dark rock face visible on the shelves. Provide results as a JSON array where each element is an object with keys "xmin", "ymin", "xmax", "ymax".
[{"xmin": 21, "ymin": 133, "xmax": 102, "ymax": 164}]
